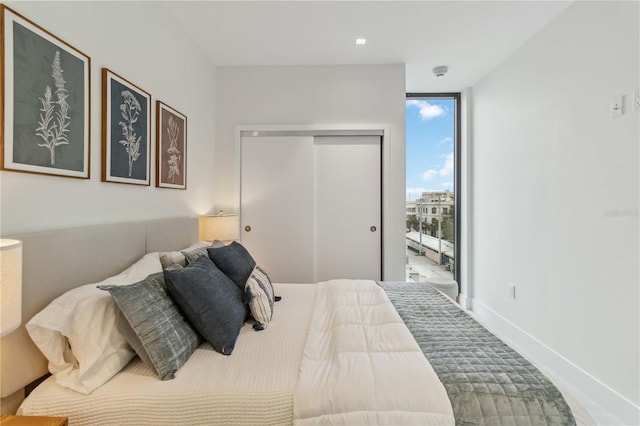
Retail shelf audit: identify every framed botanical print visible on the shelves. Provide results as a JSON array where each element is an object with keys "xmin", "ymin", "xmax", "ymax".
[
  {"xmin": 1, "ymin": 5, "xmax": 90, "ymax": 178},
  {"xmin": 156, "ymin": 101, "xmax": 186, "ymax": 189},
  {"xmin": 102, "ymin": 68, "xmax": 151, "ymax": 185}
]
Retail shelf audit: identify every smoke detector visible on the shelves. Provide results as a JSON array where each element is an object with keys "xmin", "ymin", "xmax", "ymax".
[{"xmin": 433, "ymin": 66, "xmax": 448, "ymax": 77}]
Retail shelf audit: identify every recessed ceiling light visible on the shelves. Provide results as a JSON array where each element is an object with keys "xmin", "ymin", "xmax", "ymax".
[{"xmin": 355, "ymin": 38, "xmax": 367, "ymax": 45}]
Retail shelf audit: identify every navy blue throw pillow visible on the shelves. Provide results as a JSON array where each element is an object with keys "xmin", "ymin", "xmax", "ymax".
[
  {"xmin": 207, "ymin": 242, "xmax": 256, "ymax": 290},
  {"xmin": 163, "ymin": 256, "xmax": 248, "ymax": 355}
]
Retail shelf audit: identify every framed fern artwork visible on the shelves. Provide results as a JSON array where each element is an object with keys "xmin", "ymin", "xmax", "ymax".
[
  {"xmin": 101, "ymin": 68, "xmax": 151, "ymax": 185},
  {"xmin": 156, "ymin": 101, "xmax": 186, "ymax": 190},
  {"xmin": 1, "ymin": 5, "xmax": 90, "ymax": 178}
]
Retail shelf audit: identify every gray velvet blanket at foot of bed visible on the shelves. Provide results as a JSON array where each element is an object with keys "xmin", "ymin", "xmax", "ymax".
[{"xmin": 379, "ymin": 282, "xmax": 576, "ymax": 426}]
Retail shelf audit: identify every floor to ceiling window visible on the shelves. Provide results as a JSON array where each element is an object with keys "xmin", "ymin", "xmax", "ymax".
[{"xmin": 405, "ymin": 93, "xmax": 460, "ymax": 288}]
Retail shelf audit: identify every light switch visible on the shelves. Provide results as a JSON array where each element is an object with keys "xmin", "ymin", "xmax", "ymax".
[{"xmin": 610, "ymin": 96, "xmax": 623, "ymax": 118}]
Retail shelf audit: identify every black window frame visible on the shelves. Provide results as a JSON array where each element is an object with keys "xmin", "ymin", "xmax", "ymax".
[{"xmin": 406, "ymin": 92, "xmax": 461, "ymax": 291}]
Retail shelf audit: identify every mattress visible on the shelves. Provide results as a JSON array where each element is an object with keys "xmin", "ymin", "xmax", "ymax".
[{"xmin": 19, "ymin": 283, "xmax": 317, "ymax": 426}]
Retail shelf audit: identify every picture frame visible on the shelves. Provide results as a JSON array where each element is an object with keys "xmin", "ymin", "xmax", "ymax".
[
  {"xmin": 102, "ymin": 68, "xmax": 151, "ymax": 185},
  {"xmin": 1, "ymin": 5, "xmax": 90, "ymax": 178},
  {"xmin": 156, "ymin": 101, "xmax": 186, "ymax": 189}
]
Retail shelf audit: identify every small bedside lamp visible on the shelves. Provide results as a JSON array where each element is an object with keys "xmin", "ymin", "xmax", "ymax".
[
  {"xmin": 199, "ymin": 211, "xmax": 240, "ymax": 243},
  {"xmin": 1, "ymin": 239, "xmax": 22, "ymax": 337}
]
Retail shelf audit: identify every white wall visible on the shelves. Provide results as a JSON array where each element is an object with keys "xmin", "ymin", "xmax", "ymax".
[
  {"xmin": 214, "ymin": 65, "xmax": 406, "ymax": 280},
  {"xmin": 0, "ymin": 2, "xmax": 217, "ymax": 235},
  {"xmin": 470, "ymin": 1, "xmax": 639, "ymax": 421}
]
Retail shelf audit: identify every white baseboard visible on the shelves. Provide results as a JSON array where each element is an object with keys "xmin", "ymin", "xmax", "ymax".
[
  {"xmin": 466, "ymin": 297, "xmax": 640, "ymax": 426},
  {"xmin": 458, "ymin": 293, "xmax": 470, "ymax": 310}
]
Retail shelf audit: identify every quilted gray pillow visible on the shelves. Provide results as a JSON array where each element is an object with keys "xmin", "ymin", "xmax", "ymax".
[
  {"xmin": 159, "ymin": 241, "xmax": 226, "ymax": 269},
  {"xmin": 163, "ymin": 256, "xmax": 248, "ymax": 355},
  {"xmin": 182, "ymin": 240, "xmax": 225, "ymax": 265},
  {"xmin": 99, "ymin": 272, "xmax": 201, "ymax": 380}
]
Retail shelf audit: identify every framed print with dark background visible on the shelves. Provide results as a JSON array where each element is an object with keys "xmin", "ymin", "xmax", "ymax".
[
  {"xmin": 156, "ymin": 101, "xmax": 186, "ymax": 189},
  {"xmin": 102, "ymin": 68, "xmax": 151, "ymax": 185},
  {"xmin": 1, "ymin": 5, "xmax": 90, "ymax": 178}
]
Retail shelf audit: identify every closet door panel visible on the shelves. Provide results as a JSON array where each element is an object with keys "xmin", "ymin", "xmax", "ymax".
[
  {"xmin": 240, "ymin": 136, "xmax": 315, "ymax": 283},
  {"xmin": 314, "ymin": 136, "xmax": 381, "ymax": 281}
]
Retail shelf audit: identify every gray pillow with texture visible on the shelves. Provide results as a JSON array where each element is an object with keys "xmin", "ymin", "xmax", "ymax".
[
  {"xmin": 159, "ymin": 241, "xmax": 225, "ymax": 269},
  {"xmin": 159, "ymin": 252, "xmax": 188, "ymax": 269},
  {"xmin": 163, "ymin": 256, "xmax": 248, "ymax": 355},
  {"xmin": 182, "ymin": 240, "xmax": 225, "ymax": 266},
  {"xmin": 99, "ymin": 272, "xmax": 201, "ymax": 380}
]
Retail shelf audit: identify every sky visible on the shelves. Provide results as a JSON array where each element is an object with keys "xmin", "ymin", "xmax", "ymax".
[{"xmin": 405, "ymin": 99, "xmax": 455, "ymax": 202}]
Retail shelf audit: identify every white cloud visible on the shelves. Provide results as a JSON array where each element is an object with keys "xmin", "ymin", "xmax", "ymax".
[
  {"xmin": 438, "ymin": 137, "xmax": 452, "ymax": 144},
  {"xmin": 406, "ymin": 187, "xmax": 431, "ymax": 201},
  {"xmin": 421, "ymin": 169, "xmax": 438, "ymax": 181},
  {"xmin": 441, "ymin": 182, "xmax": 453, "ymax": 188},
  {"xmin": 439, "ymin": 152, "xmax": 454, "ymax": 176},
  {"xmin": 407, "ymin": 100, "xmax": 445, "ymax": 120}
]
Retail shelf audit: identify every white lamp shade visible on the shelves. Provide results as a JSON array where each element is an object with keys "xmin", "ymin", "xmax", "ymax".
[
  {"xmin": 1, "ymin": 239, "xmax": 22, "ymax": 337},
  {"xmin": 199, "ymin": 215, "xmax": 240, "ymax": 242}
]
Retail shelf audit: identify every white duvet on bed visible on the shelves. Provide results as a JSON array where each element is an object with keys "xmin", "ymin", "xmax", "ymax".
[
  {"xmin": 19, "ymin": 283, "xmax": 317, "ymax": 426},
  {"xmin": 293, "ymin": 279, "xmax": 455, "ymax": 425},
  {"xmin": 20, "ymin": 280, "xmax": 454, "ymax": 426}
]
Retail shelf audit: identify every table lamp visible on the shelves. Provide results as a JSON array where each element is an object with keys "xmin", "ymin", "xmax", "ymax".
[
  {"xmin": 1, "ymin": 239, "xmax": 22, "ymax": 337},
  {"xmin": 199, "ymin": 211, "xmax": 240, "ymax": 243}
]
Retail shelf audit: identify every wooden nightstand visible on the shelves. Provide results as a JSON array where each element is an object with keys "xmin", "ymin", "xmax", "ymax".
[{"xmin": 0, "ymin": 416, "xmax": 68, "ymax": 426}]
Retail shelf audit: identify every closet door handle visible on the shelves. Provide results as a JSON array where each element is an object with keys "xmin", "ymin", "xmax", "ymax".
[
  {"xmin": 245, "ymin": 225, "xmax": 252, "ymax": 232},
  {"xmin": 370, "ymin": 226, "xmax": 377, "ymax": 232}
]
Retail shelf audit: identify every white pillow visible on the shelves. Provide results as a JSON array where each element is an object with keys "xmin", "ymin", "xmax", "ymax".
[{"xmin": 26, "ymin": 252, "xmax": 163, "ymax": 394}]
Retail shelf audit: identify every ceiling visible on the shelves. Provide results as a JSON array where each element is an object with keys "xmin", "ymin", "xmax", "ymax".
[{"xmin": 164, "ymin": 1, "xmax": 572, "ymax": 92}]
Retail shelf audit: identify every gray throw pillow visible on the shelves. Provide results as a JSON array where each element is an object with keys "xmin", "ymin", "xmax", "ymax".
[
  {"xmin": 99, "ymin": 272, "xmax": 201, "ymax": 380},
  {"xmin": 163, "ymin": 256, "xmax": 248, "ymax": 355},
  {"xmin": 159, "ymin": 252, "xmax": 188, "ymax": 269},
  {"xmin": 207, "ymin": 241, "xmax": 256, "ymax": 290},
  {"xmin": 182, "ymin": 240, "xmax": 225, "ymax": 265}
]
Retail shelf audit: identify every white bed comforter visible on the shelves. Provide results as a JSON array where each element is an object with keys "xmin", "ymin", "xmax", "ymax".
[
  {"xmin": 293, "ymin": 279, "xmax": 455, "ymax": 425},
  {"xmin": 21, "ymin": 281, "xmax": 454, "ymax": 425}
]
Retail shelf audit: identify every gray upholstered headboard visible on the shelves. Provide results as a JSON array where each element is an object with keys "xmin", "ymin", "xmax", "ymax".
[{"xmin": 0, "ymin": 217, "xmax": 198, "ymax": 397}]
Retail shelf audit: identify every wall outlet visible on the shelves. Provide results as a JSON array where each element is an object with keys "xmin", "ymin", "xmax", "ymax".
[
  {"xmin": 508, "ymin": 283, "xmax": 516, "ymax": 299},
  {"xmin": 610, "ymin": 96, "xmax": 623, "ymax": 118},
  {"xmin": 634, "ymin": 89, "xmax": 640, "ymax": 113}
]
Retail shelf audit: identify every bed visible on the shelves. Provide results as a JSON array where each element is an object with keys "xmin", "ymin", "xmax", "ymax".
[{"xmin": 6, "ymin": 217, "xmax": 578, "ymax": 425}]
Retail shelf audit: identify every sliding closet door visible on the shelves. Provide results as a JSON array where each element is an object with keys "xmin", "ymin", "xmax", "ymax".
[
  {"xmin": 240, "ymin": 136, "xmax": 315, "ymax": 283},
  {"xmin": 314, "ymin": 136, "xmax": 381, "ymax": 281},
  {"xmin": 241, "ymin": 133, "xmax": 382, "ymax": 283}
]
